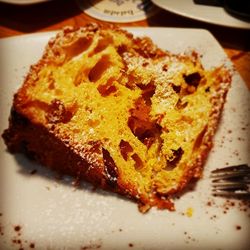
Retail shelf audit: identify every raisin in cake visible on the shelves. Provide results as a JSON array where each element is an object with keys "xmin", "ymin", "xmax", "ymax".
[{"xmin": 2, "ymin": 24, "xmax": 231, "ymax": 212}]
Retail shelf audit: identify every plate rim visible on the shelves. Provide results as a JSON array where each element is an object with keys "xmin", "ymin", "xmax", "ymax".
[{"xmin": 152, "ymin": 0, "xmax": 250, "ymax": 30}]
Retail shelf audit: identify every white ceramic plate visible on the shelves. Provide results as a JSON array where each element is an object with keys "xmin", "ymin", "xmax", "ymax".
[
  {"xmin": 0, "ymin": 0, "xmax": 51, "ymax": 5},
  {"xmin": 0, "ymin": 28, "xmax": 249, "ymax": 250},
  {"xmin": 152, "ymin": 0, "xmax": 250, "ymax": 29},
  {"xmin": 76, "ymin": 0, "xmax": 157, "ymax": 23}
]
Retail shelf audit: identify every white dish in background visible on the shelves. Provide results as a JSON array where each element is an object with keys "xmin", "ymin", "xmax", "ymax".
[
  {"xmin": 0, "ymin": 28, "xmax": 249, "ymax": 250},
  {"xmin": 152, "ymin": 0, "xmax": 250, "ymax": 29},
  {"xmin": 76, "ymin": 0, "xmax": 157, "ymax": 23},
  {"xmin": 0, "ymin": 0, "xmax": 51, "ymax": 4}
]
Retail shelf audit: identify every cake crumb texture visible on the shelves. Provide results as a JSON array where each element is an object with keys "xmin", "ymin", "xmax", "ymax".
[{"xmin": 2, "ymin": 23, "xmax": 231, "ymax": 212}]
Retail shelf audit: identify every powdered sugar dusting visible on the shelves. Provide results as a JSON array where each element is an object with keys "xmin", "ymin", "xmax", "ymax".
[{"xmin": 1, "ymin": 28, "xmax": 249, "ymax": 250}]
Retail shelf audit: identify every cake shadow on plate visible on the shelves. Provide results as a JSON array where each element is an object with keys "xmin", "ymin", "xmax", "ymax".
[
  {"xmin": 13, "ymin": 151, "xmax": 200, "ymax": 211},
  {"xmin": 13, "ymin": 152, "xmax": 140, "ymax": 203}
]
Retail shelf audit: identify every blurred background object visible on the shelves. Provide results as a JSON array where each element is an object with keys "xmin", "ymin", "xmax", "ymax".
[
  {"xmin": 0, "ymin": 0, "xmax": 52, "ymax": 5},
  {"xmin": 152, "ymin": 0, "xmax": 250, "ymax": 29},
  {"xmin": 223, "ymin": 0, "xmax": 250, "ymax": 21},
  {"xmin": 76, "ymin": 0, "xmax": 157, "ymax": 23}
]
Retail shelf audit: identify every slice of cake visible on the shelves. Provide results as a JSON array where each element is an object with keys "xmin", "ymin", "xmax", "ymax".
[{"xmin": 2, "ymin": 24, "xmax": 231, "ymax": 212}]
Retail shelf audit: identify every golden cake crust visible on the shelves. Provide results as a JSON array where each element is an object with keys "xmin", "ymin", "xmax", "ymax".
[{"xmin": 2, "ymin": 23, "xmax": 231, "ymax": 212}]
